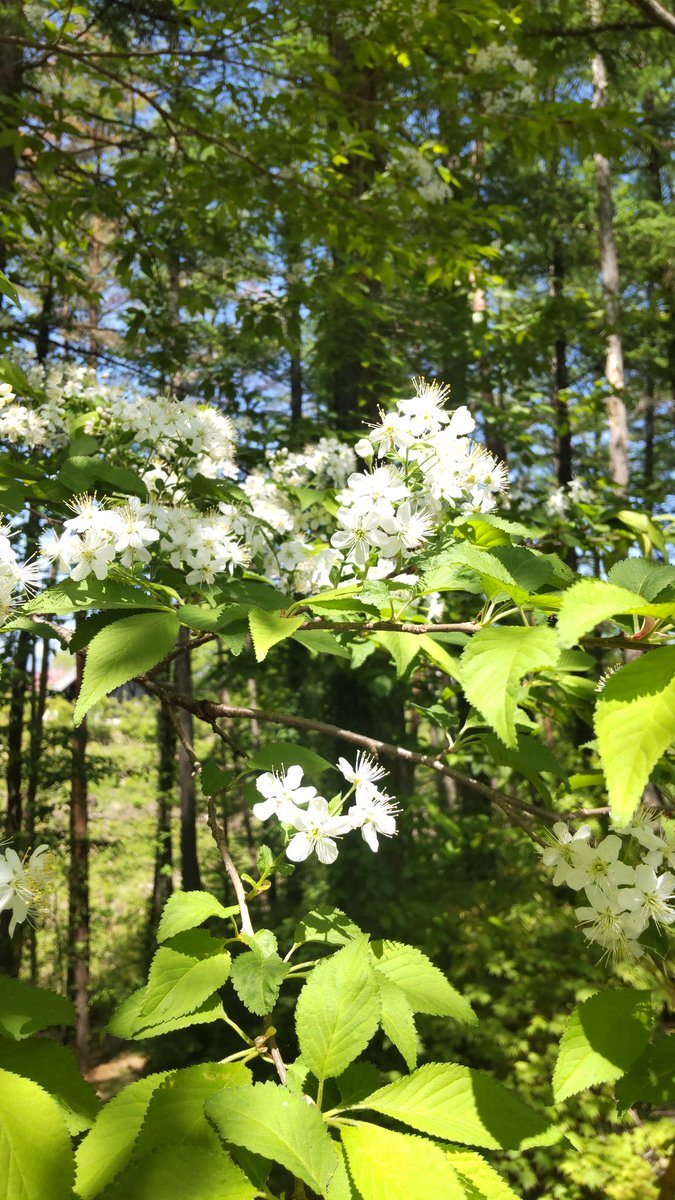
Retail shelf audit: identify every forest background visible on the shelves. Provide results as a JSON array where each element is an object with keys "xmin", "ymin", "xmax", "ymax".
[{"xmin": 0, "ymin": 0, "xmax": 674, "ymax": 1197}]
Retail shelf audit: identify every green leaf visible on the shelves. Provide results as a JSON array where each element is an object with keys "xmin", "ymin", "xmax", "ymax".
[
  {"xmin": 74, "ymin": 611, "xmax": 179, "ymax": 724},
  {"xmin": 460, "ymin": 626, "xmax": 560, "ymax": 747},
  {"xmin": 0, "ymin": 976, "xmax": 75, "ymax": 1039},
  {"xmin": 444, "ymin": 1148, "xmax": 521, "ymax": 1200},
  {"xmin": 99, "ymin": 1145, "xmax": 256, "ymax": 1200},
  {"xmin": 556, "ymin": 580, "xmax": 673, "ymax": 648},
  {"xmin": 0, "ymin": 270, "xmax": 19, "ymax": 305},
  {"xmin": 418, "ymin": 634, "xmax": 462, "ymax": 678},
  {"xmin": 294, "ymin": 907, "xmax": 362, "ymax": 947},
  {"xmin": 452, "ymin": 544, "xmax": 553, "ymax": 604},
  {"xmin": 594, "ymin": 649, "xmax": 675, "ymax": 825},
  {"xmin": 614, "ymin": 1035, "xmax": 675, "ymax": 1111},
  {"xmin": 23, "ymin": 578, "xmax": 171, "ymax": 616},
  {"xmin": 108, "ymin": 989, "xmax": 225, "ymax": 1041},
  {"xmin": 205, "ymin": 1082, "xmax": 339, "ymax": 1194},
  {"xmin": 375, "ymin": 631, "xmax": 420, "ymax": 677},
  {"xmin": 296, "ymin": 937, "xmax": 380, "ymax": 1081},
  {"xmin": 139, "ymin": 943, "xmax": 231, "ymax": 1026},
  {"xmin": 248, "ymin": 608, "xmax": 304, "ymax": 661},
  {"xmin": 0, "ymin": 1069, "xmax": 74, "ymax": 1200},
  {"xmin": 248, "ymin": 741, "xmax": 335, "ymax": 776},
  {"xmin": 179, "ymin": 603, "xmax": 246, "ymax": 632},
  {"xmin": 553, "ymin": 990, "xmax": 653, "ymax": 1102},
  {"xmin": 355, "ymin": 1063, "xmax": 556, "ymax": 1150},
  {"xmin": 157, "ymin": 891, "xmax": 237, "ymax": 943},
  {"xmin": 134, "ymin": 1062, "xmax": 251, "ymax": 1157},
  {"xmin": 293, "ymin": 630, "xmax": 351, "ymax": 658},
  {"xmin": 0, "ymin": 1036, "xmax": 99, "ymax": 1134},
  {"xmin": 370, "ymin": 941, "xmax": 476, "ymax": 1024},
  {"xmin": 75, "ymin": 1073, "xmax": 172, "ymax": 1199},
  {"xmin": 341, "ymin": 1124, "xmax": 466, "ymax": 1200},
  {"xmin": 231, "ymin": 949, "xmax": 289, "ymax": 1016},
  {"xmin": 379, "ymin": 979, "xmax": 418, "ymax": 1070},
  {"xmin": 608, "ymin": 559, "xmax": 675, "ymax": 601}
]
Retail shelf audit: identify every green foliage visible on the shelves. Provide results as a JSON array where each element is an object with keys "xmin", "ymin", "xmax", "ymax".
[
  {"xmin": 205, "ymin": 1081, "xmax": 339, "ymax": 1194},
  {"xmin": 74, "ymin": 611, "xmax": 180, "ymax": 724},
  {"xmin": 231, "ymin": 947, "xmax": 289, "ymax": 1016},
  {"xmin": 0, "ymin": 1037, "xmax": 100, "ymax": 1134},
  {"xmin": 370, "ymin": 940, "xmax": 476, "ymax": 1023},
  {"xmin": 295, "ymin": 936, "xmax": 380, "ymax": 1080},
  {"xmin": 594, "ymin": 649, "xmax": 675, "ymax": 824},
  {"xmin": 614, "ymin": 1036, "xmax": 675, "ymax": 1111},
  {"xmin": 0, "ymin": 1069, "xmax": 74, "ymax": 1200},
  {"xmin": 248, "ymin": 609, "xmax": 305, "ymax": 662},
  {"xmin": 74, "ymin": 1074, "xmax": 172, "ymax": 1199},
  {"xmin": 0, "ymin": 976, "xmax": 75, "ymax": 1039},
  {"xmin": 98, "ymin": 1144, "xmax": 256, "ymax": 1200},
  {"xmin": 460, "ymin": 626, "xmax": 560, "ymax": 746},
  {"xmin": 341, "ymin": 1124, "xmax": 467, "ymax": 1199},
  {"xmin": 156, "ymin": 891, "xmax": 238, "ymax": 943},
  {"xmin": 353, "ymin": 1063, "xmax": 556, "ymax": 1150},
  {"xmin": 553, "ymin": 989, "xmax": 654, "ymax": 1102}
]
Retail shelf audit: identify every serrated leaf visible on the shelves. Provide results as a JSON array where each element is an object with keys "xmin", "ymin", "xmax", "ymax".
[
  {"xmin": 157, "ymin": 891, "xmax": 237, "ymax": 943},
  {"xmin": 0, "ymin": 976, "xmax": 75, "ymax": 1039},
  {"xmin": 370, "ymin": 941, "xmax": 476, "ymax": 1024},
  {"xmin": 341, "ymin": 1124, "xmax": 466, "ymax": 1200},
  {"xmin": 452, "ymin": 543, "xmax": 553, "ymax": 604},
  {"xmin": 594, "ymin": 649, "xmax": 675, "ymax": 825},
  {"xmin": 293, "ymin": 630, "xmax": 351, "ymax": 658},
  {"xmin": 248, "ymin": 608, "xmax": 304, "ymax": 661},
  {"xmin": 134, "ymin": 1062, "xmax": 250, "ymax": 1157},
  {"xmin": 0, "ymin": 1036, "xmax": 99, "ymax": 1134},
  {"xmin": 356, "ymin": 1063, "xmax": 556, "ymax": 1150},
  {"xmin": 614, "ymin": 1035, "xmax": 675, "ymax": 1111},
  {"xmin": 608, "ymin": 558, "xmax": 675, "ymax": 601},
  {"xmin": 0, "ymin": 1069, "xmax": 74, "ymax": 1199},
  {"xmin": 556, "ymin": 580, "xmax": 673, "ymax": 648},
  {"xmin": 294, "ymin": 907, "xmax": 363, "ymax": 947},
  {"xmin": 296, "ymin": 937, "xmax": 380, "ymax": 1080},
  {"xmin": 205, "ymin": 1082, "xmax": 339, "ymax": 1194},
  {"xmin": 378, "ymin": 980, "xmax": 417, "ymax": 1070},
  {"xmin": 74, "ymin": 611, "xmax": 179, "ymax": 723},
  {"xmin": 375, "ymin": 631, "xmax": 420, "ymax": 677},
  {"xmin": 139, "ymin": 944, "xmax": 231, "ymax": 1025},
  {"xmin": 231, "ymin": 949, "xmax": 289, "ymax": 1015},
  {"xmin": 337, "ymin": 1062, "xmax": 382, "ymax": 1106},
  {"xmin": 99, "ymin": 1144, "xmax": 256, "ymax": 1200},
  {"xmin": 444, "ymin": 1148, "xmax": 521, "ymax": 1200},
  {"xmin": 75, "ymin": 1073, "xmax": 171, "ymax": 1199},
  {"xmin": 553, "ymin": 989, "xmax": 653, "ymax": 1102},
  {"xmin": 23, "ymin": 577, "xmax": 170, "ymax": 615},
  {"xmin": 460, "ymin": 626, "xmax": 560, "ymax": 747},
  {"xmin": 108, "ymin": 989, "xmax": 225, "ymax": 1041}
]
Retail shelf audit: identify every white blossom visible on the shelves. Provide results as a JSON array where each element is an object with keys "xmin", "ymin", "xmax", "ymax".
[{"xmin": 285, "ymin": 798, "xmax": 353, "ymax": 865}]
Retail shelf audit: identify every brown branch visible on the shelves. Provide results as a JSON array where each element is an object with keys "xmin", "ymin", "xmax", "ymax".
[
  {"xmin": 300, "ymin": 619, "xmax": 479, "ymax": 635},
  {"xmin": 628, "ymin": 0, "xmax": 675, "ymax": 35}
]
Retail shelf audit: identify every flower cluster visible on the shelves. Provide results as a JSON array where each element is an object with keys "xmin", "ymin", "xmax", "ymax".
[
  {"xmin": 0, "ymin": 844, "xmax": 50, "ymax": 936},
  {"xmin": 252, "ymin": 753, "xmax": 399, "ymax": 864},
  {"xmin": 330, "ymin": 378, "xmax": 507, "ymax": 577},
  {"xmin": 545, "ymin": 479, "xmax": 594, "ymax": 520},
  {"xmin": 103, "ymin": 392, "xmax": 238, "ymax": 480},
  {"xmin": 0, "ymin": 523, "xmax": 38, "ymax": 617},
  {"xmin": 42, "ymin": 495, "xmax": 249, "ymax": 585},
  {"xmin": 541, "ymin": 810, "xmax": 675, "ymax": 960},
  {"xmin": 0, "ymin": 379, "xmax": 70, "ymax": 451}
]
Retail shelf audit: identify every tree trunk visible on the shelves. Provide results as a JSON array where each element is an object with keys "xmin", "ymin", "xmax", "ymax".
[
  {"xmin": 67, "ymin": 647, "xmax": 90, "ymax": 1070},
  {"xmin": 0, "ymin": 0, "xmax": 23, "ymax": 273},
  {"xmin": 550, "ymin": 241, "xmax": 573, "ymax": 489},
  {"xmin": 26, "ymin": 634, "xmax": 50, "ymax": 983},
  {"xmin": 175, "ymin": 626, "xmax": 202, "ymax": 891},
  {"xmin": 147, "ymin": 697, "xmax": 176, "ymax": 955},
  {"xmin": 590, "ymin": 0, "xmax": 630, "ymax": 490},
  {"xmin": 4, "ymin": 628, "xmax": 31, "ymax": 840}
]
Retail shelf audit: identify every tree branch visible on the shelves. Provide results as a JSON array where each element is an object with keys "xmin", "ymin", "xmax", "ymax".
[{"xmin": 628, "ymin": 0, "xmax": 675, "ymax": 35}]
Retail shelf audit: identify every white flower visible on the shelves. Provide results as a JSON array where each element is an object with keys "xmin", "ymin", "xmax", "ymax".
[
  {"xmin": 68, "ymin": 531, "xmax": 117, "ymax": 582},
  {"xmin": 397, "ymin": 378, "xmax": 452, "ymax": 435},
  {"xmin": 575, "ymin": 883, "xmax": 644, "ymax": 962},
  {"xmin": 541, "ymin": 821, "xmax": 592, "ymax": 887},
  {"xmin": 564, "ymin": 834, "xmax": 636, "ymax": 891},
  {"xmin": 0, "ymin": 845, "xmax": 50, "ymax": 936},
  {"xmin": 285, "ymin": 797, "xmax": 353, "ymax": 865},
  {"xmin": 623, "ymin": 806, "xmax": 664, "ymax": 853},
  {"xmin": 354, "ymin": 438, "xmax": 374, "ymax": 458},
  {"xmin": 348, "ymin": 792, "xmax": 399, "ymax": 852},
  {"xmin": 338, "ymin": 466, "xmax": 410, "ymax": 518},
  {"xmin": 330, "ymin": 508, "xmax": 390, "ymax": 567},
  {"xmin": 620, "ymin": 864, "xmax": 675, "ymax": 931},
  {"xmin": 252, "ymin": 765, "xmax": 317, "ymax": 823},
  {"xmin": 369, "ymin": 411, "xmax": 417, "ymax": 457},
  {"xmin": 379, "ymin": 501, "xmax": 435, "ymax": 556},
  {"xmin": 337, "ymin": 752, "xmax": 389, "ymax": 801}
]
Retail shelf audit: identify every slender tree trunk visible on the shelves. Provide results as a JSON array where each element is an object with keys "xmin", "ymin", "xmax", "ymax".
[
  {"xmin": 68, "ymin": 647, "xmax": 90, "ymax": 1070},
  {"xmin": 468, "ymin": 139, "xmax": 508, "ymax": 464},
  {"xmin": 147, "ymin": 697, "xmax": 175, "ymax": 953},
  {"xmin": 0, "ymin": 0, "xmax": 22, "ymax": 273},
  {"xmin": 26, "ymin": 634, "xmax": 50, "ymax": 983},
  {"xmin": 549, "ymin": 240, "xmax": 573, "ymax": 488},
  {"xmin": 175, "ymin": 626, "xmax": 202, "ymax": 891},
  {"xmin": 590, "ymin": 0, "xmax": 630, "ymax": 490},
  {"xmin": 282, "ymin": 219, "xmax": 304, "ymax": 434},
  {"xmin": 4, "ymin": 628, "xmax": 31, "ymax": 840}
]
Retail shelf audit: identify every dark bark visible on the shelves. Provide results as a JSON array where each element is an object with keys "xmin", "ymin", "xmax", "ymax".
[
  {"xmin": 147, "ymin": 697, "xmax": 175, "ymax": 953},
  {"xmin": 4, "ymin": 628, "xmax": 31, "ymax": 840},
  {"xmin": 550, "ymin": 242, "xmax": 573, "ymax": 489},
  {"xmin": 0, "ymin": 0, "xmax": 23, "ymax": 273},
  {"xmin": 26, "ymin": 634, "xmax": 50, "ymax": 983},
  {"xmin": 67, "ymin": 648, "xmax": 90, "ymax": 1070},
  {"xmin": 175, "ymin": 626, "xmax": 202, "ymax": 891}
]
